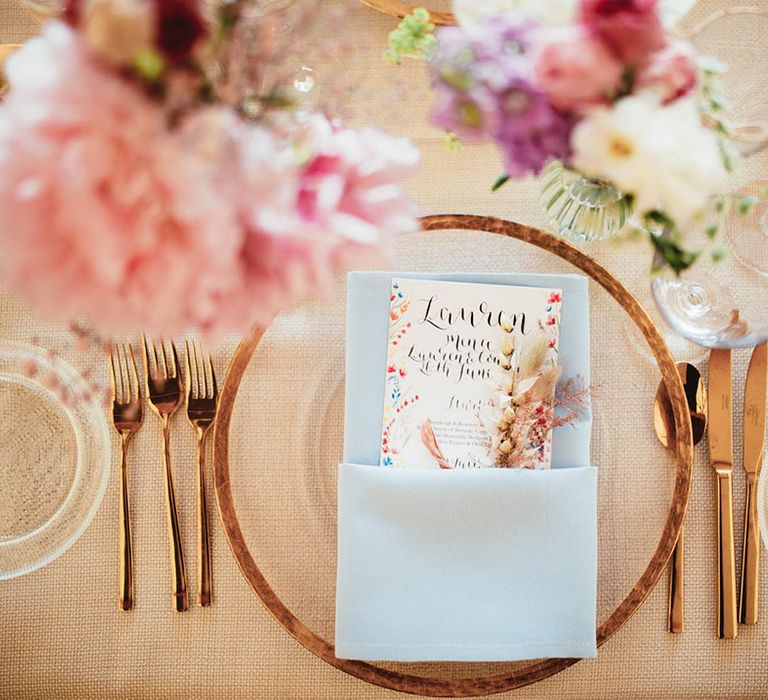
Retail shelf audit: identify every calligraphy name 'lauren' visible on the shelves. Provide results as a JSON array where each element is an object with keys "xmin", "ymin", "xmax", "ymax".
[{"xmin": 417, "ymin": 295, "xmax": 528, "ymax": 334}]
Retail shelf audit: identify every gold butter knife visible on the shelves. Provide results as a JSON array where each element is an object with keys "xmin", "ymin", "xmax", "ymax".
[
  {"xmin": 708, "ymin": 348, "xmax": 738, "ymax": 639},
  {"xmin": 739, "ymin": 342, "xmax": 767, "ymax": 625}
]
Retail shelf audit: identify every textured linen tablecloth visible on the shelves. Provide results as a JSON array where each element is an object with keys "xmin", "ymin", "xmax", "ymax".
[{"xmin": 1, "ymin": 1, "xmax": 768, "ymax": 698}]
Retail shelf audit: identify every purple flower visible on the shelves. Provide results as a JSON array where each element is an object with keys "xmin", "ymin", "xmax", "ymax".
[
  {"xmin": 429, "ymin": 11, "xmax": 572, "ymax": 178},
  {"xmin": 493, "ymin": 77, "xmax": 573, "ymax": 177},
  {"xmin": 430, "ymin": 82, "xmax": 499, "ymax": 142}
]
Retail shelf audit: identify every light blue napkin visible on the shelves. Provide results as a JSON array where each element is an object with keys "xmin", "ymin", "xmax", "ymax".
[{"xmin": 336, "ymin": 272, "xmax": 597, "ymax": 662}]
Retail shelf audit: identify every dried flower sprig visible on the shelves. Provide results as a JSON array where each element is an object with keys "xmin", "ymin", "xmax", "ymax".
[
  {"xmin": 487, "ymin": 311, "xmax": 561, "ymax": 468},
  {"xmin": 552, "ymin": 375, "xmax": 599, "ymax": 429}
]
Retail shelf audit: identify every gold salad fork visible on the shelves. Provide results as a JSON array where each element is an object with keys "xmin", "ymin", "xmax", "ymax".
[
  {"xmin": 185, "ymin": 341, "xmax": 219, "ymax": 607},
  {"xmin": 109, "ymin": 344, "xmax": 143, "ymax": 612},
  {"xmin": 141, "ymin": 336, "xmax": 188, "ymax": 612}
]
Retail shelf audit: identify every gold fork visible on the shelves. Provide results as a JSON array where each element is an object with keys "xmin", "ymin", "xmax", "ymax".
[
  {"xmin": 109, "ymin": 344, "xmax": 143, "ymax": 612},
  {"xmin": 185, "ymin": 341, "xmax": 219, "ymax": 607},
  {"xmin": 141, "ymin": 336, "xmax": 188, "ymax": 612}
]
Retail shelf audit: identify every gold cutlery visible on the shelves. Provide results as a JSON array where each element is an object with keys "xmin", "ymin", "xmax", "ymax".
[
  {"xmin": 109, "ymin": 344, "xmax": 143, "ymax": 612},
  {"xmin": 142, "ymin": 336, "xmax": 188, "ymax": 613},
  {"xmin": 654, "ymin": 363, "xmax": 707, "ymax": 633},
  {"xmin": 739, "ymin": 342, "xmax": 767, "ymax": 625},
  {"xmin": 184, "ymin": 341, "xmax": 218, "ymax": 607},
  {"xmin": 708, "ymin": 348, "xmax": 738, "ymax": 639}
]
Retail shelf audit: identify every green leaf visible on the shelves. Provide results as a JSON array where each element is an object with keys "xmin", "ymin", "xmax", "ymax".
[
  {"xmin": 711, "ymin": 247, "xmax": 727, "ymax": 263},
  {"xmin": 738, "ymin": 196, "xmax": 759, "ymax": 215},
  {"xmin": 492, "ymin": 173, "xmax": 511, "ymax": 192},
  {"xmin": 705, "ymin": 223, "xmax": 719, "ymax": 240},
  {"xmin": 649, "ymin": 233, "xmax": 700, "ymax": 275}
]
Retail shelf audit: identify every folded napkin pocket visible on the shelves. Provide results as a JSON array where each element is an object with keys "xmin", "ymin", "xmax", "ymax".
[
  {"xmin": 336, "ymin": 271, "xmax": 597, "ymax": 662},
  {"xmin": 335, "ymin": 462, "xmax": 597, "ymax": 662}
]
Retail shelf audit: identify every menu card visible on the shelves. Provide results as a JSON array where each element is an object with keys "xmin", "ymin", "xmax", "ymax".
[{"xmin": 380, "ymin": 278, "xmax": 562, "ymax": 469}]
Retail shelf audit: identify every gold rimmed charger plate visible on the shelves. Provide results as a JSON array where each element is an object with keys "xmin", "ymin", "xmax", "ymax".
[
  {"xmin": 213, "ymin": 215, "xmax": 693, "ymax": 697},
  {"xmin": 359, "ymin": 0, "xmax": 455, "ymax": 24}
]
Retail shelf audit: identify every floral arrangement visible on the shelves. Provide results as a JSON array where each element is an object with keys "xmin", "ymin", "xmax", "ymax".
[
  {"xmin": 420, "ymin": 302, "xmax": 595, "ymax": 470},
  {"xmin": 387, "ymin": 0, "xmax": 737, "ymax": 272},
  {"xmin": 0, "ymin": 0, "xmax": 420, "ymax": 339}
]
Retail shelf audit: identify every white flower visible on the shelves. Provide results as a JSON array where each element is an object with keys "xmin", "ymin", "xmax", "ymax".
[
  {"xmin": 453, "ymin": 0, "xmax": 576, "ymax": 28},
  {"xmin": 572, "ymin": 93, "xmax": 727, "ymax": 224}
]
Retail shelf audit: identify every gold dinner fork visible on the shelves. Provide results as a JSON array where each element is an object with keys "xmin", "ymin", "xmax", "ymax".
[
  {"xmin": 185, "ymin": 341, "xmax": 219, "ymax": 607},
  {"xmin": 141, "ymin": 336, "xmax": 188, "ymax": 612},
  {"xmin": 109, "ymin": 344, "xmax": 143, "ymax": 612}
]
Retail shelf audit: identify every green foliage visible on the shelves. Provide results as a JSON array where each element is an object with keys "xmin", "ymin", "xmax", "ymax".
[
  {"xmin": 134, "ymin": 49, "xmax": 165, "ymax": 81},
  {"xmin": 444, "ymin": 131, "xmax": 462, "ymax": 152},
  {"xmin": 384, "ymin": 8, "xmax": 437, "ymax": 65},
  {"xmin": 711, "ymin": 247, "xmax": 727, "ymax": 263},
  {"xmin": 492, "ymin": 173, "xmax": 511, "ymax": 192},
  {"xmin": 696, "ymin": 55, "xmax": 739, "ymax": 174},
  {"xmin": 738, "ymin": 196, "xmax": 759, "ymax": 215},
  {"xmin": 645, "ymin": 212, "xmax": 700, "ymax": 274}
]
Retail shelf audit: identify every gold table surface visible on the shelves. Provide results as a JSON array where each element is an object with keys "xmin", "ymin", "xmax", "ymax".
[{"xmin": 1, "ymin": 1, "xmax": 768, "ymax": 698}]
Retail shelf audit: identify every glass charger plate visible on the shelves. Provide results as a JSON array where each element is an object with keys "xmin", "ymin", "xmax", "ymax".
[
  {"xmin": 0, "ymin": 340, "xmax": 110, "ymax": 579},
  {"xmin": 214, "ymin": 216, "xmax": 692, "ymax": 696}
]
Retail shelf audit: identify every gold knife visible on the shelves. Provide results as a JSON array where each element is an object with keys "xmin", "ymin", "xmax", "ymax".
[
  {"xmin": 708, "ymin": 348, "xmax": 738, "ymax": 639},
  {"xmin": 739, "ymin": 342, "xmax": 767, "ymax": 625}
]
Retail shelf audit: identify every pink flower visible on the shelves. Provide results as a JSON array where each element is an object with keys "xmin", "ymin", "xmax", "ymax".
[
  {"xmin": 636, "ymin": 39, "xmax": 698, "ymax": 104},
  {"xmin": 191, "ymin": 113, "xmax": 420, "ymax": 336},
  {"xmin": 581, "ymin": 0, "xmax": 666, "ymax": 64},
  {"xmin": 534, "ymin": 25, "xmax": 624, "ymax": 113},
  {"xmin": 0, "ymin": 27, "xmax": 239, "ymax": 336},
  {"xmin": 295, "ymin": 116, "xmax": 421, "ymax": 267},
  {"xmin": 0, "ymin": 25, "xmax": 419, "ymax": 339}
]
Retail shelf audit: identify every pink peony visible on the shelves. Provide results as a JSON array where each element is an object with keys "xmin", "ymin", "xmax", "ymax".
[
  {"xmin": 0, "ymin": 25, "xmax": 420, "ymax": 339},
  {"xmin": 195, "ymin": 114, "xmax": 421, "ymax": 336},
  {"xmin": 295, "ymin": 116, "xmax": 421, "ymax": 260},
  {"xmin": 580, "ymin": 0, "xmax": 666, "ymax": 64},
  {"xmin": 0, "ymin": 25, "xmax": 240, "ymax": 336},
  {"xmin": 533, "ymin": 25, "xmax": 625, "ymax": 112},
  {"xmin": 636, "ymin": 39, "xmax": 698, "ymax": 104}
]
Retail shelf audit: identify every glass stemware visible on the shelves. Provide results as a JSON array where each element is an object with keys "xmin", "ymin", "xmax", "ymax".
[
  {"xmin": 650, "ymin": 214, "xmax": 768, "ymax": 349},
  {"xmin": 724, "ymin": 181, "xmax": 768, "ymax": 277},
  {"xmin": 650, "ymin": 272, "xmax": 768, "ymax": 349},
  {"xmin": 687, "ymin": 8, "xmax": 768, "ymax": 159},
  {"xmin": 627, "ymin": 183, "xmax": 768, "ymax": 350}
]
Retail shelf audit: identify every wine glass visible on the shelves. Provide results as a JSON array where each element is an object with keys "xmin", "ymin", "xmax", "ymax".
[
  {"xmin": 649, "ymin": 207, "xmax": 768, "ymax": 348},
  {"xmin": 622, "ymin": 267, "xmax": 708, "ymax": 366},
  {"xmin": 627, "ymin": 183, "xmax": 768, "ymax": 350},
  {"xmin": 687, "ymin": 8, "xmax": 768, "ymax": 159},
  {"xmin": 651, "ymin": 9, "xmax": 768, "ymax": 340},
  {"xmin": 724, "ymin": 181, "xmax": 768, "ymax": 277}
]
